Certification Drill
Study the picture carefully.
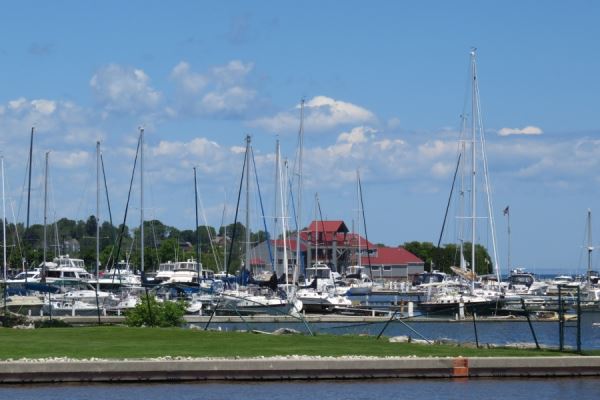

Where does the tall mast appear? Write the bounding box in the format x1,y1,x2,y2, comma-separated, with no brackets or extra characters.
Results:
42,151,49,282
25,127,34,275
474,50,501,281
139,127,144,274
587,209,593,283
26,127,34,233
273,139,280,274
459,114,468,271
194,166,201,291
96,141,101,291
470,49,477,292
280,159,289,286
356,170,361,267
314,193,318,264
245,135,251,272
2,157,7,312
295,99,305,282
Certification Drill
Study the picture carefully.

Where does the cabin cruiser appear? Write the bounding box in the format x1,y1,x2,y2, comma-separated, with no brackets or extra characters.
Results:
7,255,93,286
546,274,583,295
343,265,377,295
505,268,548,296
154,261,177,283
91,261,141,290
411,271,448,290
163,259,215,288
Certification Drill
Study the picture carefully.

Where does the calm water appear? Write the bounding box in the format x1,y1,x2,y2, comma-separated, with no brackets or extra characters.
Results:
195,310,600,350
2,379,598,400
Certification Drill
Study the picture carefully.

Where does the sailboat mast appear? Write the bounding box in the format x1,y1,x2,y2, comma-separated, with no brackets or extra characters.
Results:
26,127,34,235
470,49,477,291
245,135,251,272
587,209,593,283
139,127,144,274
194,167,201,291
24,127,34,276
273,139,280,274
42,151,49,281
356,170,361,267
2,156,7,311
96,141,101,291
314,193,318,264
459,114,467,271
295,99,305,282
280,158,289,286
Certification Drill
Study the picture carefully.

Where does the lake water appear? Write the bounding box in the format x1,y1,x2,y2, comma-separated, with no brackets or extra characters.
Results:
194,310,600,350
2,379,598,400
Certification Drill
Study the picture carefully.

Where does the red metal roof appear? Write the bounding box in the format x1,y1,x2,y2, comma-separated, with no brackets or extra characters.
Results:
299,230,375,249
306,220,349,234
361,246,423,266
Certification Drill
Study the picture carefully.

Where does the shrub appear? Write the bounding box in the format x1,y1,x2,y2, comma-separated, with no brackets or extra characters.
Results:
34,318,72,328
1,312,28,327
125,294,186,327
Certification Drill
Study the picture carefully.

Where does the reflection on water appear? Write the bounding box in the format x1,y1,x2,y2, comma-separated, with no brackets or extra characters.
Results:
2,378,599,400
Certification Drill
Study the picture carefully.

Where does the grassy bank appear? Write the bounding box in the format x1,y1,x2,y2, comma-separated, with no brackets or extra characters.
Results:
0,326,593,360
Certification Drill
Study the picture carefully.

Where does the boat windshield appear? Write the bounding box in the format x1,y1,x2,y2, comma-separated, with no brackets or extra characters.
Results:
306,267,331,279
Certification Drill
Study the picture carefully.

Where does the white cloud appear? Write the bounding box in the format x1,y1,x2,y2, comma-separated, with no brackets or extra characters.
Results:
497,125,543,136
418,140,457,159
51,150,91,169
31,99,57,115
170,61,208,93
0,97,94,138
200,86,256,114
90,64,161,113
337,126,376,144
251,96,377,133
170,60,257,118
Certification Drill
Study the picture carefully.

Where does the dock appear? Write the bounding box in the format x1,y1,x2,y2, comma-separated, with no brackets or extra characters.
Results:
1,356,599,383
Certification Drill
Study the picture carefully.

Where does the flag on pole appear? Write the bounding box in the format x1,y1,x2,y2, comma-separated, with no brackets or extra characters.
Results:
503,205,510,216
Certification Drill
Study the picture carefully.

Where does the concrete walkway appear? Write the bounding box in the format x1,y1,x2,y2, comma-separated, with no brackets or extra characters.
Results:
1,356,599,383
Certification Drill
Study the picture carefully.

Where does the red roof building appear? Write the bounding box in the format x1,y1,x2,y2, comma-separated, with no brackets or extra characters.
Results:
250,220,424,281
361,246,424,281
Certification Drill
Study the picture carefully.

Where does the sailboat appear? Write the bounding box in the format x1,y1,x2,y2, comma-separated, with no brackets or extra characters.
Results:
420,49,505,316
217,135,302,316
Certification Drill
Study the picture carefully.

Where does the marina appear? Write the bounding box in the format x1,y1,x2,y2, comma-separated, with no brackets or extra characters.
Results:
2,3,600,396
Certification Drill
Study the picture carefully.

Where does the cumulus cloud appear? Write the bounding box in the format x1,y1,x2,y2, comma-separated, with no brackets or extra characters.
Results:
170,60,257,118
90,64,161,113
306,96,376,131
251,96,377,133
337,126,376,144
51,150,91,169
497,125,543,136
0,97,95,138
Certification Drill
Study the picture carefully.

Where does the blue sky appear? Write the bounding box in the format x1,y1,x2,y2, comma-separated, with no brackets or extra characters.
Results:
1,1,599,273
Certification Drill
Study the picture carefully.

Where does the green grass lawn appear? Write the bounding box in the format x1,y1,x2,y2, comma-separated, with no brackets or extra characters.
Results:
0,326,592,360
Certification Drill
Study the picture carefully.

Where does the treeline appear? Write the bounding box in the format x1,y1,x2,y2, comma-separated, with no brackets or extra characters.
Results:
402,241,494,275
0,216,269,273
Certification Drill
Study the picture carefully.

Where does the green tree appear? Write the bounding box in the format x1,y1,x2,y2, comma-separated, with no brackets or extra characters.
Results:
402,241,493,275
125,294,186,327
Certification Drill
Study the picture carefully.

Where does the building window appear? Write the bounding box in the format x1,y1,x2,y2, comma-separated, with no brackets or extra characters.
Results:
383,266,392,271
371,266,380,271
